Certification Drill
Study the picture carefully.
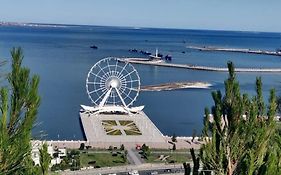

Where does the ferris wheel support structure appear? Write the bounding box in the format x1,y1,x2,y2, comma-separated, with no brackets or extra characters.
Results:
81,57,144,114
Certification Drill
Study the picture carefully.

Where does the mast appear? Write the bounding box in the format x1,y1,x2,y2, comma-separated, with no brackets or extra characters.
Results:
155,48,158,57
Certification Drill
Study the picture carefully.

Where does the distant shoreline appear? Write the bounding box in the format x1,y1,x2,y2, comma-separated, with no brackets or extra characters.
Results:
0,21,69,28
1,21,281,34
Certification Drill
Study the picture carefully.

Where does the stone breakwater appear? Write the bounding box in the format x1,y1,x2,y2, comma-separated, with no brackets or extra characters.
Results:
121,58,281,73
187,46,281,57
141,82,211,91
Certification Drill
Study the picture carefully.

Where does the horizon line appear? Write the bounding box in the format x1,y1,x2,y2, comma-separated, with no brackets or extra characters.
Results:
1,20,281,34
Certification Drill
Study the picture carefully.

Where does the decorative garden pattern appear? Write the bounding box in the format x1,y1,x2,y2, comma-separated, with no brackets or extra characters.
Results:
102,120,142,136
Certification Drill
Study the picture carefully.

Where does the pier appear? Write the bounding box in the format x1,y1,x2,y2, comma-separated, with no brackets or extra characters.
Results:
187,46,281,57
79,110,169,148
121,58,281,73
141,82,211,91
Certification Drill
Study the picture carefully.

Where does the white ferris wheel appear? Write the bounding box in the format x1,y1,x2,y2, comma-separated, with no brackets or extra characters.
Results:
82,57,144,114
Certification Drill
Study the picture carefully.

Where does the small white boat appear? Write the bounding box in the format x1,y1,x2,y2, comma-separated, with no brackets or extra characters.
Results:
149,48,162,60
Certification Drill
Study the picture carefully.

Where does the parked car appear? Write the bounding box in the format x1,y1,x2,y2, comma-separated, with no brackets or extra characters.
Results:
128,170,139,175
150,171,158,175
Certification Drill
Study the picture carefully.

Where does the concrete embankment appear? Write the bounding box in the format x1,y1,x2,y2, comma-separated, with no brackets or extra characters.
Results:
187,46,281,57
141,82,211,91
42,135,203,150
121,58,281,73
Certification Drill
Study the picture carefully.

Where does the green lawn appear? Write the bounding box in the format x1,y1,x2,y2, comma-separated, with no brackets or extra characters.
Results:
102,120,117,126
124,129,142,135
80,152,127,167
150,148,191,152
145,152,192,164
119,120,133,125
107,129,122,135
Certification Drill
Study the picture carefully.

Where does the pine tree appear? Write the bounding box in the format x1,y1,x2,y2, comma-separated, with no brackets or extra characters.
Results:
190,148,200,175
0,48,40,174
183,162,191,175
39,142,51,175
200,62,279,175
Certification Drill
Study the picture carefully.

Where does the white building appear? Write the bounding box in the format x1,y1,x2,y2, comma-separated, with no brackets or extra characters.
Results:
31,140,66,166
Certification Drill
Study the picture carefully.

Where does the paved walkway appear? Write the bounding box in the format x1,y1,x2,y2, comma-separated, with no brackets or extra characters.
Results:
46,136,202,150
127,149,143,165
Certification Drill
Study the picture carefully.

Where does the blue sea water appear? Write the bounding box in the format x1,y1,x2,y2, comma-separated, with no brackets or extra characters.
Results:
1,25,281,140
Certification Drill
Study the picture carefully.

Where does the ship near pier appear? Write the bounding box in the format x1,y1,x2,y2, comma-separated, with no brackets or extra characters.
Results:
80,57,165,148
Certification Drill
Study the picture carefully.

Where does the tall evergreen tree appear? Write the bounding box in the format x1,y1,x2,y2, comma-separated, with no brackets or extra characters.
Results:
200,62,280,175
39,143,51,175
0,48,40,174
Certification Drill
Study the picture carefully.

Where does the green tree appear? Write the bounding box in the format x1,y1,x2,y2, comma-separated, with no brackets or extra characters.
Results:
121,150,128,163
0,48,40,174
192,129,197,143
79,143,85,150
172,143,176,151
172,133,177,142
0,59,7,81
183,162,191,175
190,148,199,175
200,62,279,175
141,144,151,159
39,142,52,175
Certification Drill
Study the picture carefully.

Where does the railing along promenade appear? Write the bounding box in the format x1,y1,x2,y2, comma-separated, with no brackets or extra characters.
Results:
122,58,281,73
39,136,203,150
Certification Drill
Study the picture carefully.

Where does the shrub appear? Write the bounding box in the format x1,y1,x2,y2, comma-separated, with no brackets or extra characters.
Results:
88,161,96,165
79,143,85,150
171,133,177,142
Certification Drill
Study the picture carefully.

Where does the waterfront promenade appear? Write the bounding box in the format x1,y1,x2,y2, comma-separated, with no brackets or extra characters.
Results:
122,58,281,73
45,136,202,150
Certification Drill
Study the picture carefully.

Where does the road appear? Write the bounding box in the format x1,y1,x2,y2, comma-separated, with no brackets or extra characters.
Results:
61,163,186,175
117,168,184,175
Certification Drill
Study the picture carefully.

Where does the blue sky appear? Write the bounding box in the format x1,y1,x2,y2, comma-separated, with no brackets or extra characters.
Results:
0,0,281,32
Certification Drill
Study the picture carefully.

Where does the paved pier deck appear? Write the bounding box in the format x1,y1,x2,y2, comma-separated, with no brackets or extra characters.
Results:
121,58,281,73
79,111,170,148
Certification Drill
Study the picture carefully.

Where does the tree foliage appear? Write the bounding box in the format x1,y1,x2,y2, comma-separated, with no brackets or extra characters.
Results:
172,133,177,142
39,143,51,175
141,144,151,159
200,62,280,175
0,48,40,174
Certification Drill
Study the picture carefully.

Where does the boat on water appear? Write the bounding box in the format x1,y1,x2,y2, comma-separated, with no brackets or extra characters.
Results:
149,48,173,61
129,48,138,52
165,54,172,61
149,48,162,60
127,48,172,62
90,45,98,49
